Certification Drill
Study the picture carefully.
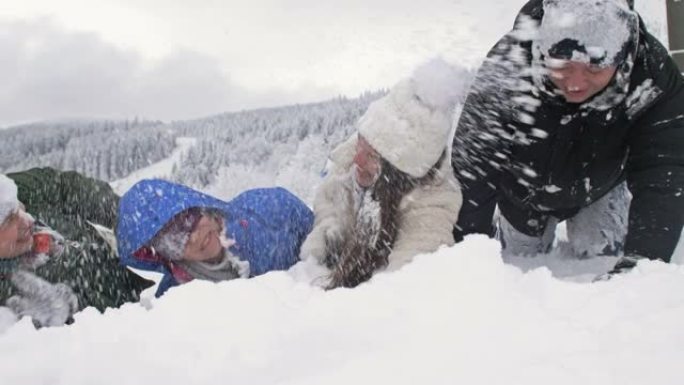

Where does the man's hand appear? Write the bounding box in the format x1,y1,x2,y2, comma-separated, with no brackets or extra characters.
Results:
34,225,66,258
594,255,642,282
19,226,66,270
6,270,78,328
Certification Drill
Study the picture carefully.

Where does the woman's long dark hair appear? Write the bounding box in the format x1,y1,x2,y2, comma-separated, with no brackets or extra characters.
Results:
327,151,446,289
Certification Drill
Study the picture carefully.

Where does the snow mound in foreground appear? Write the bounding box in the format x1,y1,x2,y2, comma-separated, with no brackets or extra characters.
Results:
1,236,683,385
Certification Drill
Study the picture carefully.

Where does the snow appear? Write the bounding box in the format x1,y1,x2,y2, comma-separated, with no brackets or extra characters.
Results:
530,128,548,138
0,174,19,223
625,78,663,118
522,167,538,178
354,188,382,246
536,0,636,65
673,230,684,265
1,236,684,384
110,137,198,195
635,1,668,48
0,2,681,383
0,307,17,334
517,111,535,125
544,184,562,193
411,58,473,110
653,115,684,127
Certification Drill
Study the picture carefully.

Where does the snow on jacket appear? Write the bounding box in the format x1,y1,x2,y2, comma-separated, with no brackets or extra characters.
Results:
452,0,684,262
300,134,462,271
3,168,152,312
117,179,314,296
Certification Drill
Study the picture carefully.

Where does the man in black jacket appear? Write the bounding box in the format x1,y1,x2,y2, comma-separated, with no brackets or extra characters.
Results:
452,0,684,275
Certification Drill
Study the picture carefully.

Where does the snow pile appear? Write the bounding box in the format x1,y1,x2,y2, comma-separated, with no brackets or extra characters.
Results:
0,308,18,334
1,236,683,385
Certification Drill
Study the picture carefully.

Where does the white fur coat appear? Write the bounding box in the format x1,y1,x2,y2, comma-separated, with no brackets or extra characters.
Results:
300,134,462,272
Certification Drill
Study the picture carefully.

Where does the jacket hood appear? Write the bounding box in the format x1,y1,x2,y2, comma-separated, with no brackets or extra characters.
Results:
116,179,231,271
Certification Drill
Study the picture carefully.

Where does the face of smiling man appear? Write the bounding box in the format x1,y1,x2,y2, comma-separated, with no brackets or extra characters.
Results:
0,204,35,259
546,59,618,104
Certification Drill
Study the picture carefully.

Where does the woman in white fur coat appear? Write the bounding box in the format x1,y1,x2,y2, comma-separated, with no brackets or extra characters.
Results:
300,59,471,288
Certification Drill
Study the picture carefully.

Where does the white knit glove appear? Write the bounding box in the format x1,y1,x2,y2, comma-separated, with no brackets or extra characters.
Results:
6,270,78,328
301,223,346,270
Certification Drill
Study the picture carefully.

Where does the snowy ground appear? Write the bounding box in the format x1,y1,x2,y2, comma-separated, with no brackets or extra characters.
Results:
1,236,683,385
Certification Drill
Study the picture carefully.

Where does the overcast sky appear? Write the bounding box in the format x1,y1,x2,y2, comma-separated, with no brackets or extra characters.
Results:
0,0,665,127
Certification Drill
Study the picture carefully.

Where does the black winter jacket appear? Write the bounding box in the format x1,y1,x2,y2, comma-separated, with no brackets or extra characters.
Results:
452,0,684,262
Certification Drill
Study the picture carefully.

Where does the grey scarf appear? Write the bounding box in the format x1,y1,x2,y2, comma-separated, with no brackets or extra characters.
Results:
177,249,250,283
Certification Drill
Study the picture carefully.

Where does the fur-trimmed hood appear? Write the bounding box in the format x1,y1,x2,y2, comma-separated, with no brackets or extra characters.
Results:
117,179,314,296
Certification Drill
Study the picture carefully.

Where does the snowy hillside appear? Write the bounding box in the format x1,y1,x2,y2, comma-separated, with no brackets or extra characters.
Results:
169,93,383,201
0,92,382,204
110,137,198,195
0,119,175,182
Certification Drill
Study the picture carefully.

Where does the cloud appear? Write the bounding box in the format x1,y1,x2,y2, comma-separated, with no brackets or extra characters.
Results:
0,18,337,127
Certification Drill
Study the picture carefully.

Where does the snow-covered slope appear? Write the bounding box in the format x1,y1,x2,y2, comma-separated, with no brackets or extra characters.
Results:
1,236,683,385
110,137,197,195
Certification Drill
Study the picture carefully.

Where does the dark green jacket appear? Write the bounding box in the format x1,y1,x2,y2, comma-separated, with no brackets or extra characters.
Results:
1,168,152,312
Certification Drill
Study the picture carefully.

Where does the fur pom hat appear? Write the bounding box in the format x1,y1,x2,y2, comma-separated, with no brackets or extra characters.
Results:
358,58,472,178
0,174,20,226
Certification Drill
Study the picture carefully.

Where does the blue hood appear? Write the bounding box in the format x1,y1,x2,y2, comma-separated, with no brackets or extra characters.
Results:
116,179,313,295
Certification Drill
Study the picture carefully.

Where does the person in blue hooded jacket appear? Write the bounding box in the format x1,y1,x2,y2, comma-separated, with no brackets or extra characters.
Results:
116,179,314,297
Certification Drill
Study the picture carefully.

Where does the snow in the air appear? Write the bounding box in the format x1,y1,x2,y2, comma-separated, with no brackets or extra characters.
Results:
0,1,681,384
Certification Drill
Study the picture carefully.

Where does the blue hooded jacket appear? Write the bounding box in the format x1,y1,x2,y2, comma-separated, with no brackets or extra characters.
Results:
116,179,314,296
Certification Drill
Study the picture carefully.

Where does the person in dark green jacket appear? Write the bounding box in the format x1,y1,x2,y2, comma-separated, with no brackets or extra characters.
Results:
1,168,152,327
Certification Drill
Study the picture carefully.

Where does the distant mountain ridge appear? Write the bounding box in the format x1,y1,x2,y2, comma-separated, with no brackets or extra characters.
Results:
0,92,384,190
0,119,174,182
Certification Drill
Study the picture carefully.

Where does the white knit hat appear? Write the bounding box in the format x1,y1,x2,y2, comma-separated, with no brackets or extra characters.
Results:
0,174,20,225
358,58,472,178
